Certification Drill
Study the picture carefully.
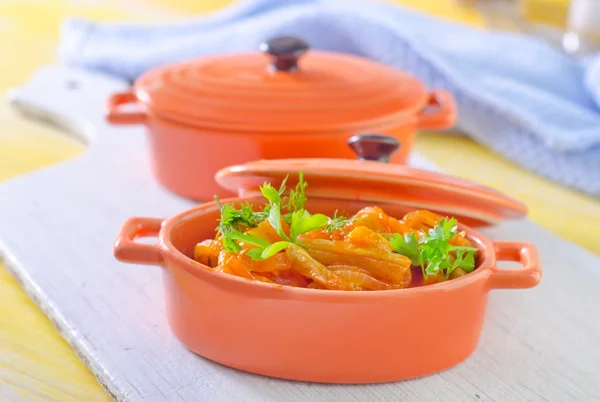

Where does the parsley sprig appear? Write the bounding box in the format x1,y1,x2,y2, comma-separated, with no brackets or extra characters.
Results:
214,196,269,253
215,172,329,261
214,197,263,233
388,218,477,279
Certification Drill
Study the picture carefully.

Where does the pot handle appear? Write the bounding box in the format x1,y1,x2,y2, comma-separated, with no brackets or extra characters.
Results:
417,90,457,130
106,91,146,124
114,217,165,266
488,241,542,289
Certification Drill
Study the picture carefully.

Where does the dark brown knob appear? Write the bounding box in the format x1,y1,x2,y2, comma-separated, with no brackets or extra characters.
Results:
348,134,401,163
259,36,309,72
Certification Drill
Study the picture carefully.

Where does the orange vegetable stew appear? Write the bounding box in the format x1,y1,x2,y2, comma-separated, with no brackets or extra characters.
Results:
193,173,479,291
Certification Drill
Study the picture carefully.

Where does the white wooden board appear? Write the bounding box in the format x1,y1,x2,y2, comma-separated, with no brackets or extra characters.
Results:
0,66,599,402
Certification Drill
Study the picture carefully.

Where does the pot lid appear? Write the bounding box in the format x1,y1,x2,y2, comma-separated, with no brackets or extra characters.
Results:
133,36,429,132
215,134,527,227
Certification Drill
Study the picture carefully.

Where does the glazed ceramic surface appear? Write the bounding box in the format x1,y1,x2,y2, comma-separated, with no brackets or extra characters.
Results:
114,195,540,383
216,157,528,227
106,36,456,200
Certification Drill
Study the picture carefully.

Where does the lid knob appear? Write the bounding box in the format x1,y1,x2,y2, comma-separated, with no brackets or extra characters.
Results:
348,134,401,163
260,36,309,72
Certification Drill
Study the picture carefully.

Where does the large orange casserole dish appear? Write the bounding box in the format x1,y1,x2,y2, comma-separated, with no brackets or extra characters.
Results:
105,36,456,200
113,136,540,384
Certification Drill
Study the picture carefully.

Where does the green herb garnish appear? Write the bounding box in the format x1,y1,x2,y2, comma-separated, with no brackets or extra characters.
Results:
389,232,422,266
249,179,328,260
216,202,261,232
286,172,307,212
214,195,269,253
324,210,355,232
281,172,307,224
216,172,329,260
260,182,290,241
289,209,330,247
247,241,291,260
389,218,477,279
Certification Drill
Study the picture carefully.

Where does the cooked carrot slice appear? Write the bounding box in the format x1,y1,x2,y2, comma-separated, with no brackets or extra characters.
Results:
345,226,392,252
193,239,224,267
251,253,292,272
297,239,411,287
285,244,354,290
247,220,285,243
328,265,402,290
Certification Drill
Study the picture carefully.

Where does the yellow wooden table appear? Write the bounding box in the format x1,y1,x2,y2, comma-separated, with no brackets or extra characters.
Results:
0,0,596,400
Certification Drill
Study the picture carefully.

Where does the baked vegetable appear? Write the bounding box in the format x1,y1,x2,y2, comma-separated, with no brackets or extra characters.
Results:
194,173,478,290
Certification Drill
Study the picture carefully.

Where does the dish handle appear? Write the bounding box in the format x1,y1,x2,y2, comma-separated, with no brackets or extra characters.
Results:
106,91,146,124
488,241,542,289
416,90,457,130
114,217,164,266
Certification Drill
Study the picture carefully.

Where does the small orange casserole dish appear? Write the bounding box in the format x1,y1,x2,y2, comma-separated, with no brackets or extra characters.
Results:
113,135,540,384
105,36,456,201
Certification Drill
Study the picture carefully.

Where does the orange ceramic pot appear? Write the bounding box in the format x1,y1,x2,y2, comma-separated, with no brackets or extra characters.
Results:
105,36,456,201
113,154,540,384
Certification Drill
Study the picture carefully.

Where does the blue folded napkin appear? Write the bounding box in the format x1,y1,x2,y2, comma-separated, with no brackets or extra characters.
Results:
58,0,600,197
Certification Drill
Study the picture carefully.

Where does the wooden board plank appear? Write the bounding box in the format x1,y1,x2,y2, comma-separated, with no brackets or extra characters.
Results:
1,66,599,401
